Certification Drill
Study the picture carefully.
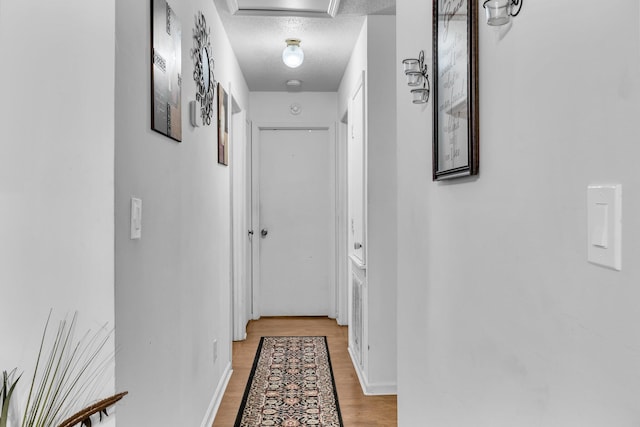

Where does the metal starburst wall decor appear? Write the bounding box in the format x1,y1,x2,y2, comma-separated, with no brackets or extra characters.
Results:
191,11,216,126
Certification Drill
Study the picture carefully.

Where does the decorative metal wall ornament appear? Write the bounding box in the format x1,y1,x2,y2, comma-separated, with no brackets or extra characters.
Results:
401,50,430,104
218,82,229,166
191,11,216,126
483,0,523,26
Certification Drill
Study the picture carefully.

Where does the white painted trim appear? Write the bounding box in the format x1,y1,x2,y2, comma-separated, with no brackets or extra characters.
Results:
327,0,341,17
228,81,240,354
347,347,396,396
246,119,255,321
251,121,260,320
333,123,341,322
335,117,349,326
200,362,233,427
231,102,249,341
348,254,366,270
329,123,338,319
231,9,335,18
251,122,338,319
226,0,239,15
228,1,340,18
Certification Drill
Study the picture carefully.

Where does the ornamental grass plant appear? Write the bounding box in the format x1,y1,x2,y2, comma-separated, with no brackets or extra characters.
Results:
1,312,114,427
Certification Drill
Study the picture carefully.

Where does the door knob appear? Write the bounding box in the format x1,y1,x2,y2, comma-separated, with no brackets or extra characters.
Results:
261,228,268,237
354,242,362,250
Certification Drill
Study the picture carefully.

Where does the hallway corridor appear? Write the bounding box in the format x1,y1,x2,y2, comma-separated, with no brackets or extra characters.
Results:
212,317,397,426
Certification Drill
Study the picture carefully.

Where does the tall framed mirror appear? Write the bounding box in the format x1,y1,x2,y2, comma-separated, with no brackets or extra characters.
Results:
432,0,479,180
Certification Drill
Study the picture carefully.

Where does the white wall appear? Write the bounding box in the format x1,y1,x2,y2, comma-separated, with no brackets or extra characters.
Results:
397,0,640,425
0,0,116,423
365,15,397,389
338,22,366,118
115,0,249,425
250,92,338,124
339,16,397,391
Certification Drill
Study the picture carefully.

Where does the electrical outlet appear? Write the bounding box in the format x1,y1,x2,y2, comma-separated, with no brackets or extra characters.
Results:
213,339,218,363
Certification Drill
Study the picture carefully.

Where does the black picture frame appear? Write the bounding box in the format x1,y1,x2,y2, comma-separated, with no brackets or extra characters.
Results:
151,0,182,142
432,0,479,180
218,83,228,166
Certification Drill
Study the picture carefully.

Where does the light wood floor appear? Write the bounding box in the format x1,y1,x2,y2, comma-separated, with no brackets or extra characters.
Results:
212,317,397,426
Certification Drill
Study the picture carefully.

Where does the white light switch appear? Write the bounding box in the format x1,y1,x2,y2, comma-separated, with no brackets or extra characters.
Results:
587,185,621,270
130,197,142,240
590,203,609,248
189,100,200,127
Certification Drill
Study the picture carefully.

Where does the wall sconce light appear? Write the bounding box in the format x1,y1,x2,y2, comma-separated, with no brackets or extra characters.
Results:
282,38,304,68
402,50,430,104
483,0,523,26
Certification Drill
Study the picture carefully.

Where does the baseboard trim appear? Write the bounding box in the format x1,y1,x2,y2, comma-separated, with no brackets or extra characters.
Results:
364,381,397,395
200,362,233,427
347,347,397,396
347,346,368,393
233,332,247,342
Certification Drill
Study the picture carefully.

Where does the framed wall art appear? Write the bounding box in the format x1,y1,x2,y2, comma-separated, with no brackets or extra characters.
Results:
191,11,216,126
432,0,479,180
151,0,182,142
217,83,228,166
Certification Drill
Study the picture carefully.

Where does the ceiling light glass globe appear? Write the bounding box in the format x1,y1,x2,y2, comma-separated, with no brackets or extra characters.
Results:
282,45,304,68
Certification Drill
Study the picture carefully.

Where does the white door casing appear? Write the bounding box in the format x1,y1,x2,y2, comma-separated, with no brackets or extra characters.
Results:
245,119,253,322
231,95,248,341
335,114,349,326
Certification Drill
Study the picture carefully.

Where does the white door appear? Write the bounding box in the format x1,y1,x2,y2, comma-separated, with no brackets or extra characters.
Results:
258,128,334,316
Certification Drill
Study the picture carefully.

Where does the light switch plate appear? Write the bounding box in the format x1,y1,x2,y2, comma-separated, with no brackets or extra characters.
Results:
587,185,621,270
130,197,142,240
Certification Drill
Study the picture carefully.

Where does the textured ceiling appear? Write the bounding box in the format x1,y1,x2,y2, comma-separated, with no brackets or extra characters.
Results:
213,0,395,92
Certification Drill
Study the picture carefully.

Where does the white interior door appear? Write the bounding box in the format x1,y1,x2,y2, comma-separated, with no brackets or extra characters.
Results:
258,128,334,316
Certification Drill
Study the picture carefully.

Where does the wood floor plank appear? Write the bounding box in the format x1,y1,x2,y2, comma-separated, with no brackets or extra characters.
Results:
212,317,397,426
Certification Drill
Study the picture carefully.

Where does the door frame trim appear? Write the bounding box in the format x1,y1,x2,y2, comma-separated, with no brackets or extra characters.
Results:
231,102,248,341
251,122,338,319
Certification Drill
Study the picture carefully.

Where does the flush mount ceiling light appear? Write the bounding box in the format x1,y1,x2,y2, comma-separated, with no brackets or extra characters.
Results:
483,0,523,26
282,39,304,68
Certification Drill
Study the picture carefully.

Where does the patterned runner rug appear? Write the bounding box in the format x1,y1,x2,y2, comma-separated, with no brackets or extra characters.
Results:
234,336,344,427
